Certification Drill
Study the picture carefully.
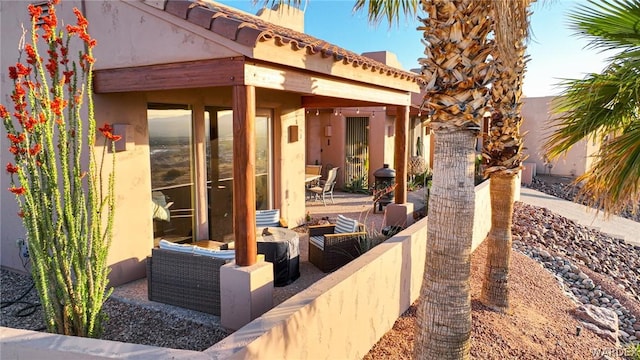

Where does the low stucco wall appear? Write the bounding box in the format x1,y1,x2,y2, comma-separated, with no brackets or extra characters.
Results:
211,179,492,359
0,182,494,360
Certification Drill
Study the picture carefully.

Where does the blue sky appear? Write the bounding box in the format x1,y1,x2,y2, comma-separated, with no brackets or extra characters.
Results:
221,0,612,98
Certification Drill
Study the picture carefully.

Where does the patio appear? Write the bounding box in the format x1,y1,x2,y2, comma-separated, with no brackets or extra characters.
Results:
110,188,428,328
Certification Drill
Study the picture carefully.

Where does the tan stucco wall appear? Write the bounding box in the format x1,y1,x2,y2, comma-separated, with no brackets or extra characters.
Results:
94,93,153,284
521,96,594,177
88,1,241,70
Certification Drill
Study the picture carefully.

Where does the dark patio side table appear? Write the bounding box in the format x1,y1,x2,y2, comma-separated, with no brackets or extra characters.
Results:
257,227,300,287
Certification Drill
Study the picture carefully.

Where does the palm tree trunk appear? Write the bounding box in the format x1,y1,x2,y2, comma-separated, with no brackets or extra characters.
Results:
481,172,516,312
415,128,476,359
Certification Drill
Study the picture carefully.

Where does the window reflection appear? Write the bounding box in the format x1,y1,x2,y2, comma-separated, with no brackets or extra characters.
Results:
148,105,194,244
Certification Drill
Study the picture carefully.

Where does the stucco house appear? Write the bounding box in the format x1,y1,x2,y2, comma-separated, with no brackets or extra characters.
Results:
0,0,421,286
520,96,600,182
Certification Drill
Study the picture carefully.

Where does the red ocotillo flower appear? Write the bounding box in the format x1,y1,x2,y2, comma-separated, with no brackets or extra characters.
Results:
29,143,41,156
98,124,122,141
9,186,26,195
7,133,25,144
6,163,19,174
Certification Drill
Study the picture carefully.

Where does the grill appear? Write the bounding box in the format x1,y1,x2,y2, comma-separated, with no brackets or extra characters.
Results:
373,164,395,213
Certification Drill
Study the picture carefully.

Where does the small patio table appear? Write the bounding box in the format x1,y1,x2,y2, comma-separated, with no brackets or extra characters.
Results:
305,174,322,200
257,227,300,287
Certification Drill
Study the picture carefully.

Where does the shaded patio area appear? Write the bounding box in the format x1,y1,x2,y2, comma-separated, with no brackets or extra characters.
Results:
110,188,428,327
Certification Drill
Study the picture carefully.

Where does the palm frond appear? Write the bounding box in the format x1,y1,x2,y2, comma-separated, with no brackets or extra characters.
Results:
546,60,640,158
568,0,640,54
255,0,304,11
352,0,419,27
574,121,640,214
493,0,534,60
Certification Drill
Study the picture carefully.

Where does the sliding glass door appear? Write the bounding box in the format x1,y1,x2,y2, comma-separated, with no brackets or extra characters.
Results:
148,104,273,244
206,108,273,241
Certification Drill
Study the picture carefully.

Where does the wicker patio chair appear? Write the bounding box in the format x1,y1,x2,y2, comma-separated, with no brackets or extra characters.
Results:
308,215,366,272
146,248,228,315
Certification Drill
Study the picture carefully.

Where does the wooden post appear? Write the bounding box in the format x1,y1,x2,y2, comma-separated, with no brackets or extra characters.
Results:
233,85,257,266
394,105,409,203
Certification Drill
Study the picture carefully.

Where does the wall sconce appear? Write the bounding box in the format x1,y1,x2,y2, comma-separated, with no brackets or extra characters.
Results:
371,111,375,118
334,108,339,116
288,125,299,143
324,125,332,137
315,109,320,116
356,108,360,114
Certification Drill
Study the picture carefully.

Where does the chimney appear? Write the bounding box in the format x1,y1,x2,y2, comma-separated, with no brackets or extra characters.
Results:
256,4,304,33
361,51,405,70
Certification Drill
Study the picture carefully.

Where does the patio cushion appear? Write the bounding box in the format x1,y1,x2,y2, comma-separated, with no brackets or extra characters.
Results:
192,246,236,260
256,209,280,228
158,239,194,254
309,235,325,250
159,239,236,259
335,215,358,234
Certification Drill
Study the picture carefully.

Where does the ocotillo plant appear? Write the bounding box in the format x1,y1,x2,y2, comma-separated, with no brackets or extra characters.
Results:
2,0,119,337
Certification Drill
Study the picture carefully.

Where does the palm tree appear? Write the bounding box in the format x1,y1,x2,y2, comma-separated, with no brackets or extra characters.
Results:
544,0,640,216
480,1,533,313
411,1,493,357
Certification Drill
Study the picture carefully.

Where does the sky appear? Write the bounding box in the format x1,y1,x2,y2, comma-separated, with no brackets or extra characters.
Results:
221,0,613,98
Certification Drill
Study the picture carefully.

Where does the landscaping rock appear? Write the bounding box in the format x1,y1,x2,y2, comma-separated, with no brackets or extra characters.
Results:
574,304,618,332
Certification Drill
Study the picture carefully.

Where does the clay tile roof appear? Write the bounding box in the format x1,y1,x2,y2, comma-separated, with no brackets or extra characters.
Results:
158,0,420,82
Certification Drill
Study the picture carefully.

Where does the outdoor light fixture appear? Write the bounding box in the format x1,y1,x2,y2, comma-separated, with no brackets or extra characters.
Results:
356,108,360,114
324,125,332,137
372,111,375,118
334,108,338,116
315,109,320,116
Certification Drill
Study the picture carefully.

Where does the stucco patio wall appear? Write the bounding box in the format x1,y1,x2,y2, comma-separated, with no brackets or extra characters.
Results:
0,181,493,359
209,180,493,359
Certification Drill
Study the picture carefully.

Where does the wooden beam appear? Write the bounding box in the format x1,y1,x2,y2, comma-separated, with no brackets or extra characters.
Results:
301,96,385,109
93,58,245,93
244,62,412,106
394,105,409,203
232,85,257,266
253,42,420,93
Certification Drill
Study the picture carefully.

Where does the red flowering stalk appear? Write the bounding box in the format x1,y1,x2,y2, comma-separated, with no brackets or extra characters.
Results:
1,0,117,338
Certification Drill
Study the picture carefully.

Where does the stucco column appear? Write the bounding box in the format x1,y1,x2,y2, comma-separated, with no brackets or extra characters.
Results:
233,85,257,266
394,105,409,203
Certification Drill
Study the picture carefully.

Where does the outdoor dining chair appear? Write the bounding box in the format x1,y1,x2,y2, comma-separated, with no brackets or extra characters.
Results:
308,167,339,206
